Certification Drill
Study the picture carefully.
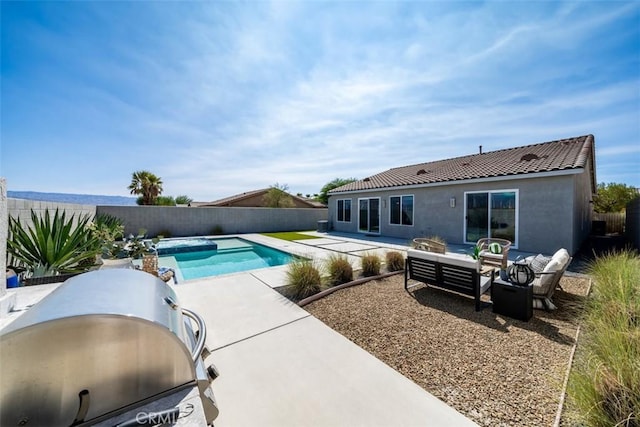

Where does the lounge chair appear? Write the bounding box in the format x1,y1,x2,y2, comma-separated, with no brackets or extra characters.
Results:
476,238,511,270
526,248,572,310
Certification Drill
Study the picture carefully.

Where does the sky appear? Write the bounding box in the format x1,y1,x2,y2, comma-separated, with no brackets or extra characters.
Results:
1,1,639,202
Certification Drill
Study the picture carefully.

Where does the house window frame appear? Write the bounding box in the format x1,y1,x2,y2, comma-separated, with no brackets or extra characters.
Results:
358,197,381,234
389,194,414,226
336,199,352,223
463,189,519,248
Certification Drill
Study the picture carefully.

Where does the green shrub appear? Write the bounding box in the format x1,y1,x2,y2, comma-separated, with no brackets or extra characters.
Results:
361,253,381,277
155,196,176,206
385,251,405,272
326,254,353,286
210,225,224,235
285,260,322,300
175,195,193,205
156,229,172,238
566,250,640,426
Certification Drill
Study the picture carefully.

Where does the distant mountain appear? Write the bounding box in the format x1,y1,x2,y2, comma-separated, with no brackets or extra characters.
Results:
8,191,138,206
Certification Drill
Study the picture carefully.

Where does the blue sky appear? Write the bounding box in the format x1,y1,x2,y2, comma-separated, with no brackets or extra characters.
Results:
1,1,639,201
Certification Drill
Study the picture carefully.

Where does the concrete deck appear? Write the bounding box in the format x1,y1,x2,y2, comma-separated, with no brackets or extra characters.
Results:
174,232,477,426
1,232,483,426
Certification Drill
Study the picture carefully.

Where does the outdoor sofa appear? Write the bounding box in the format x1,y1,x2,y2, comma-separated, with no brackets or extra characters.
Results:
405,248,494,311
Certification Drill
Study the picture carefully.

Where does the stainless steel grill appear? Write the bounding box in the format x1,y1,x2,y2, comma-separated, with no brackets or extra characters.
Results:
0,269,219,426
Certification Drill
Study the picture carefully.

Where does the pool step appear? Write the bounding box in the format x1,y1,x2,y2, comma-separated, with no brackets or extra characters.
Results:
156,242,218,255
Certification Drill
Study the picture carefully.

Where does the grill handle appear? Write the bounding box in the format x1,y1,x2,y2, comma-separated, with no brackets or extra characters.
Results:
181,308,207,362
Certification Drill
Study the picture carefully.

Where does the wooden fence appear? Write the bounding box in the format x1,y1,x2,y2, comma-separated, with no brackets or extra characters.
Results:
592,212,626,234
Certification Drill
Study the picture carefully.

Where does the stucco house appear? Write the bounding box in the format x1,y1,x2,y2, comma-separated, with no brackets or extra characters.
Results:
328,135,597,255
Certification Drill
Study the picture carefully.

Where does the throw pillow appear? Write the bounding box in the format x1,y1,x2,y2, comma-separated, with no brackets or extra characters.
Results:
530,254,552,274
552,248,570,267
488,242,502,254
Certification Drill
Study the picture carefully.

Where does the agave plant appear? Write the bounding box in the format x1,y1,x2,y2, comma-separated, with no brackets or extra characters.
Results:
7,209,102,277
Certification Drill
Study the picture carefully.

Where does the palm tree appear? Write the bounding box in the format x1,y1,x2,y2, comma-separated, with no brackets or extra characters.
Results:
128,170,163,205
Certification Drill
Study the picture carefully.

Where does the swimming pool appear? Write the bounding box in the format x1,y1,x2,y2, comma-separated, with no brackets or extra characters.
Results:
156,237,296,280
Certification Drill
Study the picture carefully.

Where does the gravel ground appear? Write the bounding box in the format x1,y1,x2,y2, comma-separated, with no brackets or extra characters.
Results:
305,273,590,427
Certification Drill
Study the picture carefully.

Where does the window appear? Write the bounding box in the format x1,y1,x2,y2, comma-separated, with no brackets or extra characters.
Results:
390,195,413,226
465,190,518,246
337,199,351,222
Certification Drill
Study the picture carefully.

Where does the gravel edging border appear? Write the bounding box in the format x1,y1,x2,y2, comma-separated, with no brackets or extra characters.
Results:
298,270,404,307
552,276,593,427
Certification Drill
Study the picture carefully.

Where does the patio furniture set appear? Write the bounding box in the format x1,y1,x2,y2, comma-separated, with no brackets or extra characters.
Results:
405,238,572,321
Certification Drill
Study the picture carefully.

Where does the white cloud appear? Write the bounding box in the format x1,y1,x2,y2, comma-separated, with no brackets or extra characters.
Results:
2,0,638,200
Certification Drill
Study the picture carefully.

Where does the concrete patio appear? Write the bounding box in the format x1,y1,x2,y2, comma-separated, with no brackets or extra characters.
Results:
0,231,509,426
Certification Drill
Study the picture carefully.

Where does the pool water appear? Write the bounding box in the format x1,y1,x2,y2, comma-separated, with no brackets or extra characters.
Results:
157,237,296,280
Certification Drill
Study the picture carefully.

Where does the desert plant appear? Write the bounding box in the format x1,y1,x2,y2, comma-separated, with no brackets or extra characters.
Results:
122,229,151,259
361,253,381,277
156,229,172,238
88,213,125,258
469,244,481,260
285,260,322,300
385,251,405,272
7,209,101,276
210,225,224,235
566,250,640,426
326,253,353,286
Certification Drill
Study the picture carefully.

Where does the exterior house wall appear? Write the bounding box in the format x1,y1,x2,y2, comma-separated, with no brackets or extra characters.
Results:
329,172,587,255
572,161,596,251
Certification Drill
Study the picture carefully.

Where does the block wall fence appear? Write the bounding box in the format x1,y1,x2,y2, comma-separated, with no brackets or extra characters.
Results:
7,198,328,238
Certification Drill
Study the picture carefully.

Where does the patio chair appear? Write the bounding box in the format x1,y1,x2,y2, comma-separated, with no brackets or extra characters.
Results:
412,238,446,254
529,248,572,310
476,238,511,270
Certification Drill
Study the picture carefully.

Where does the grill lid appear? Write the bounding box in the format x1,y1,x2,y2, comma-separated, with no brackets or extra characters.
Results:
0,269,198,426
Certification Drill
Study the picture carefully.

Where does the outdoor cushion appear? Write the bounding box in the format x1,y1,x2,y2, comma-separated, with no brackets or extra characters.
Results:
533,258,562,295
407,248,440,262
529,254,552,273
436,253,478,270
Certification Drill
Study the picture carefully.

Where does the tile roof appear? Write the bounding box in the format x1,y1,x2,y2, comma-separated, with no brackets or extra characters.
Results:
330,134,595,194
196,188,327,208
201,188,269,206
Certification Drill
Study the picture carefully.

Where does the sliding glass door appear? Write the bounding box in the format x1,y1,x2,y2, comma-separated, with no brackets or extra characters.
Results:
358,198,380,234
465,191,517,246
